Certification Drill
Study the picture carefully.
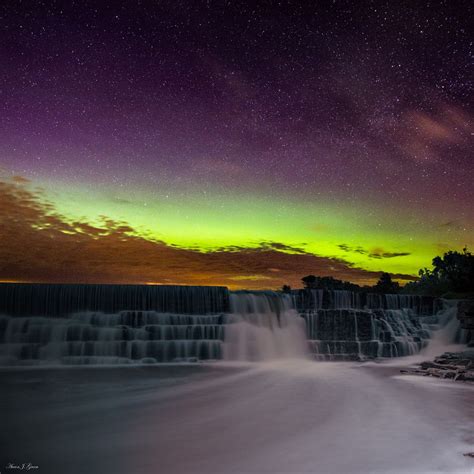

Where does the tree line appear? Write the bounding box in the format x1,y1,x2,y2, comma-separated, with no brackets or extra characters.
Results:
282,248,474,297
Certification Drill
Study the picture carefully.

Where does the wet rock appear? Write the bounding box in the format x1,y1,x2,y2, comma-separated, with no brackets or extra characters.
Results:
401,350,474,383
458,370,474,382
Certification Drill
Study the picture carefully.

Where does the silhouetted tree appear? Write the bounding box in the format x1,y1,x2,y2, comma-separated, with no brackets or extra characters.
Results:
301,275,361,291
373,272,400,294
405,248,474,295
431,248,474,291
301,275,317,289
281,285,292,293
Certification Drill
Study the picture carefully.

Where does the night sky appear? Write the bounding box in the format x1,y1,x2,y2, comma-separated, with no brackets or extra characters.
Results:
0,1,472,289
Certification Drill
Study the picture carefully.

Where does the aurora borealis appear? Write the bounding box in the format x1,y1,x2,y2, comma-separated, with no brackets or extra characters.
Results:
0,1,472,289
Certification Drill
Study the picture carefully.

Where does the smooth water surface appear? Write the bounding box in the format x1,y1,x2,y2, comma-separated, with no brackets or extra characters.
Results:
1,361,472,474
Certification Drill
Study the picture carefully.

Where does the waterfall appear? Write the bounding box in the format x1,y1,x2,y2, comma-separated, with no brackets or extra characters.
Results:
310,289,324,309
0,284,465,365
0,283,230,316
0,311,225,365
419,300,468,359
304,306,432,360
301,291,463,360
330,290,354,309
0,290,308,365
0,283,230,365
223,292,308,361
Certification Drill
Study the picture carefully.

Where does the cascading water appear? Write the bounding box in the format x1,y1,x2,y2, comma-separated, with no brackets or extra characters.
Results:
0,283,229,316
418,299,468,359
298,291,464,360
0,283,230,365
223,291,308,361
0,283,466,365
0,311,224,365
0,289,308,365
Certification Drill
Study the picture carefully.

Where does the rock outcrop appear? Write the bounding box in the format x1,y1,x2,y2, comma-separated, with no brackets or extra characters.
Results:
401,350,474,382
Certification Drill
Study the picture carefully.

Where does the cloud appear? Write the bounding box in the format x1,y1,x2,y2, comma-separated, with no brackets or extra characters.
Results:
368,251,411,259
258,241,307,254
228,275,273,281
338,244,367,255
0,177,416,289
395,104,473,162
338,244,410,260
212,241,307,255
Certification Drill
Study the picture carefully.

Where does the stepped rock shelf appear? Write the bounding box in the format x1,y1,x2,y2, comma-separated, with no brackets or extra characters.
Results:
0,283,456,365
293,289,441,360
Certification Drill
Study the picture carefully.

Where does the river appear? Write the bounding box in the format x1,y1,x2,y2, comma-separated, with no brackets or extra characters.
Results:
1,360,473,474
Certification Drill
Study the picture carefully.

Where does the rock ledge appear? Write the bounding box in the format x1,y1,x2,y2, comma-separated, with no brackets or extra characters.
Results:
400,350,474,382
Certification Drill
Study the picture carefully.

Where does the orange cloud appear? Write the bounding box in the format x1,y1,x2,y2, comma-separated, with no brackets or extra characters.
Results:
0,177,415,289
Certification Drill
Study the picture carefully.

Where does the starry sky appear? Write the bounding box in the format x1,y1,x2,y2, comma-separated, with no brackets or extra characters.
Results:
0,1,472,289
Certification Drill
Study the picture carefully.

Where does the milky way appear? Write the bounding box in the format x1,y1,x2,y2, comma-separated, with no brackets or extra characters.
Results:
0,1,472,288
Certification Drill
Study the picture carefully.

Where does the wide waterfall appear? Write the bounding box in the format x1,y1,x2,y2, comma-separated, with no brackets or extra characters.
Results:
0,311,225,365
0,283,229,316
222,291,308,361
0,283,465,365
0,283,229,365
0,287,307,365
